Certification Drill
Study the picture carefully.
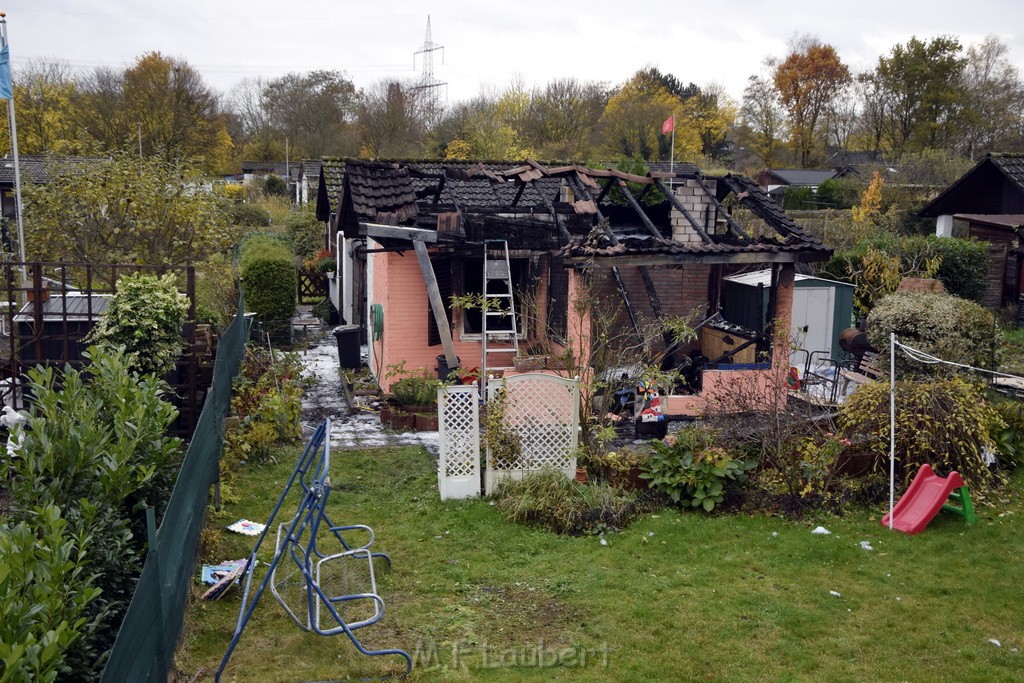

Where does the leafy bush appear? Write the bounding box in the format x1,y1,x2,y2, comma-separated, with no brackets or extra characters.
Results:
0,505,101,683
989,394,1024,471
264,174,288,197
227,202,272,227
819,235,990,305
239,234,297,325
493,469,645,535
814,178,860,209
782,186,816,210
224,346,303,468
88,272,190,377
840,377,999,490
867,291,995,376
391,373,439,407
195,252,238,328
641,428,755,511
5,347,183,678
285,208,323,259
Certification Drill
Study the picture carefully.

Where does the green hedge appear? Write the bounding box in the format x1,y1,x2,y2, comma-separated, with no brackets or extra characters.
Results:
227,202,272,227
819,234,990,303
240,234,297,324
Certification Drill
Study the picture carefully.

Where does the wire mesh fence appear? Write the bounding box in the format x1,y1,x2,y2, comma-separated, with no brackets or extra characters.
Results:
100,294,246,682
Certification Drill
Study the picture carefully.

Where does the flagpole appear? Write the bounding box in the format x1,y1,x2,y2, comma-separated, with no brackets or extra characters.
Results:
669,116,675,176
0,13,26,279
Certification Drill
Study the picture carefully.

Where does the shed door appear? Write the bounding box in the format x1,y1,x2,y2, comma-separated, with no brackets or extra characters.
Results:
790,287,834,368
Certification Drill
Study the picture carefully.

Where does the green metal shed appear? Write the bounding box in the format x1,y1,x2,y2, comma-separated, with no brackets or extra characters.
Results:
721,269,855,363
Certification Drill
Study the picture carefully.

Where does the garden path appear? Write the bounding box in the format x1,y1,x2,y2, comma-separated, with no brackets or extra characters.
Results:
298,327,439,455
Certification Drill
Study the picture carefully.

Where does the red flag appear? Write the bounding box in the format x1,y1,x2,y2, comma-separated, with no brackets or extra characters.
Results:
661,115,674,135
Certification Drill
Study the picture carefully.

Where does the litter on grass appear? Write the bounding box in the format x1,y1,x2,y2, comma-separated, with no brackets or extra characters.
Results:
811,526,831,535
990,639,1002,647
201,559,248,585
859,541,875,551
227,519,265,536
201,559,249,601
829,590,841,597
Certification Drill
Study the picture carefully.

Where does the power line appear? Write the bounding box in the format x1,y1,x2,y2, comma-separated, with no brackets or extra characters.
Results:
411,15,446,124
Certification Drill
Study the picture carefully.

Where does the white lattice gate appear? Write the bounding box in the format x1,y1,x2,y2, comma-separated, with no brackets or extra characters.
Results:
437,384,481,500
485,373,579,495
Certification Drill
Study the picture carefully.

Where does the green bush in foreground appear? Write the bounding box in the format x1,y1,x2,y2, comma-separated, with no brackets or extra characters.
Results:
840,377,1000,490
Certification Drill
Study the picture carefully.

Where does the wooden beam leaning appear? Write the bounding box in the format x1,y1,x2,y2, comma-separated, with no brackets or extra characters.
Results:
615,179,662,240
359,222,438,243
532,178,574,243
652,178,714,245
413,240,459,369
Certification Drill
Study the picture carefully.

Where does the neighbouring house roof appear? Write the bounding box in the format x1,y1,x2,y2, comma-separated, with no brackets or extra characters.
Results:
920,153,1024,218
0,155,107,185
241,161,289,176
759,168,840,187
318,158,831,267
953,213,1024,230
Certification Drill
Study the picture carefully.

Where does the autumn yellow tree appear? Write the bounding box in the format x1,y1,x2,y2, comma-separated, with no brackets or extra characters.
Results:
773,39,851,167
597,69,700,161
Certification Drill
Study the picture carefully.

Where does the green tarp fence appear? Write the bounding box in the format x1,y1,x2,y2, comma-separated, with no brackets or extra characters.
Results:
101,295,247,682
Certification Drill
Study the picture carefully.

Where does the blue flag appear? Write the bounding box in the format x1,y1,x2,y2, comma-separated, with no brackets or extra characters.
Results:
0,45,12,100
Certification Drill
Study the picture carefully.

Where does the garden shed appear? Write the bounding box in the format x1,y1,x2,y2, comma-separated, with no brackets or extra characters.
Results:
721,269,854,364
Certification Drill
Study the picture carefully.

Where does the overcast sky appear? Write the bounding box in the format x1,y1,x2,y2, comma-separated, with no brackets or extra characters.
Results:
4,0,1023,104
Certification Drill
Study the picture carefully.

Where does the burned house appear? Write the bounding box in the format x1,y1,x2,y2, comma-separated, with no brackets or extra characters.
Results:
317,158,831,415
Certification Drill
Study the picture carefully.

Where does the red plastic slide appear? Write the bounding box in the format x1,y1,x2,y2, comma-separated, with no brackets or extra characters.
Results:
881,464,966,534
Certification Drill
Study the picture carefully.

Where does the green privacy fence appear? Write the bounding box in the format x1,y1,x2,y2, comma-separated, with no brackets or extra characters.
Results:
100,295,247,682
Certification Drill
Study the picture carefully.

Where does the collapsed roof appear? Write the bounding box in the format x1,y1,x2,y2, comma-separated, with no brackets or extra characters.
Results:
317,158,831,265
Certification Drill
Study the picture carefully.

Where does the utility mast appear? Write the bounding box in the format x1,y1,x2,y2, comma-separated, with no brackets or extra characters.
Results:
412,15,446,125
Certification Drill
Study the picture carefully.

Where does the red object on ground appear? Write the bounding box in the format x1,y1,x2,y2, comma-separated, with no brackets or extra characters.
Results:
881,464,966,534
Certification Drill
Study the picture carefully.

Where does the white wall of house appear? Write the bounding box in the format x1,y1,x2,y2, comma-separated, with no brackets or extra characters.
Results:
936,214,953,237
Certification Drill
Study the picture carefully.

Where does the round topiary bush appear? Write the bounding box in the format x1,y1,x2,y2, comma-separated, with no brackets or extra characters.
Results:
240,234,297,327
867,291,995,376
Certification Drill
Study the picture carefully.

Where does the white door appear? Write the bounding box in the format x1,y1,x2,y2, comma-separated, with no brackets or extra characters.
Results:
789,287,834,369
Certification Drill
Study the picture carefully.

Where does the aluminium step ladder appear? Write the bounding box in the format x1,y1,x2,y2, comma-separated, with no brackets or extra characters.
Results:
481,240,519,392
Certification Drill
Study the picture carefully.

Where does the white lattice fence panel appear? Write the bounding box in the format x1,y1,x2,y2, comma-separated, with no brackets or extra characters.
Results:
438,384,480,499
485,373,579,494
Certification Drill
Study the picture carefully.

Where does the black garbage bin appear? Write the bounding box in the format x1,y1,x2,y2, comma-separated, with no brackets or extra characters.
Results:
333,325,361,369
436,354,460,381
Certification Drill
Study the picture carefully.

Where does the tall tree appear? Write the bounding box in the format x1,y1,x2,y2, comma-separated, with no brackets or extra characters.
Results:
597,69,700,161
960,35,1024,155
738,73,786,168
75,53,233,171
773,38,851,167
2,59,82,154
523,78,607,160
261,70,359,158
358,79,427,158
872,36,966,155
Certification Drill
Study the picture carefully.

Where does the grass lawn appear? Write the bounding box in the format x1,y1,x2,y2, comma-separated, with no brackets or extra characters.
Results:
176,444,1024,682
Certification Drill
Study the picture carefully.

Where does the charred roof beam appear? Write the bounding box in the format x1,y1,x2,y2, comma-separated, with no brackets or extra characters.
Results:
694,174,751,242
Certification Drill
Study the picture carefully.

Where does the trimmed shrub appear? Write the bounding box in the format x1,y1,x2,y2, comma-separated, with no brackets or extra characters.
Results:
88,272,190,377
227,202,272,227
195,252,238,328
867,291,995,376
285,207,323,259
840,377,999,490
782,185,815,210
240,234,297,325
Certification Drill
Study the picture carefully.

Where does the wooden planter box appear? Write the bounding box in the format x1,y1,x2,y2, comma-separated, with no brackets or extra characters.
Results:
513,356,547,372
414,413,439,431
389,411,417,431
